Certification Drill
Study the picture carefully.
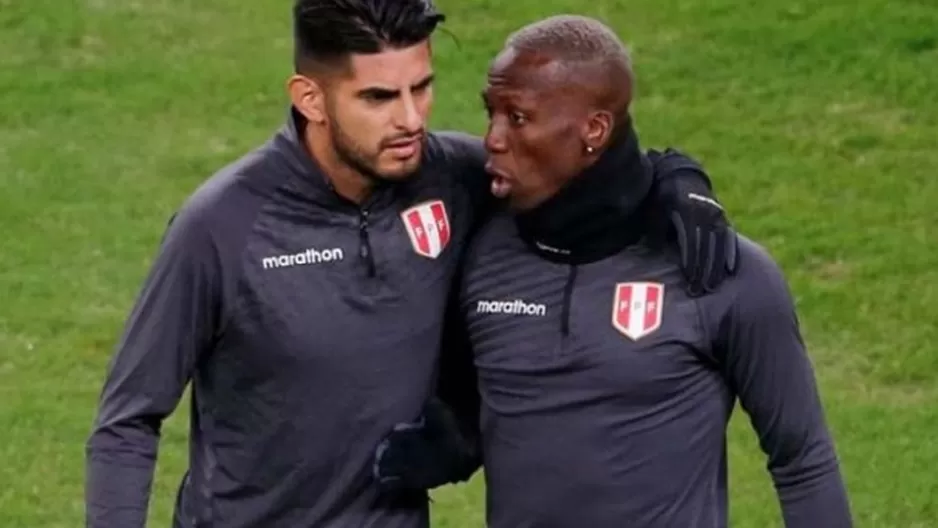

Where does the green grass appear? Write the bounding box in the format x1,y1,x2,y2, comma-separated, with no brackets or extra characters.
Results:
1,0,936,526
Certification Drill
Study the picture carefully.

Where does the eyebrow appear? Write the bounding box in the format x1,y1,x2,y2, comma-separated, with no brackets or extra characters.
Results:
355,73,435,100
480,89,530,109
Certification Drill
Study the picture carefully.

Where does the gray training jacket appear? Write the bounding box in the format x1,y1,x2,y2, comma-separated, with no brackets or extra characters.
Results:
459,210,853,527
84,109,488,528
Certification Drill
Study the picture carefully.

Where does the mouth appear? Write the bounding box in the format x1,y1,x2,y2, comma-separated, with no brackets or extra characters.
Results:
384,136,423,160
484,161,513,199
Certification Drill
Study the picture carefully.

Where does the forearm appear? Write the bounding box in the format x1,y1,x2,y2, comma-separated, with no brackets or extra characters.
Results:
772,436,852,527
436,282,482,444
435,321,483,477
740,355,854,527
372,286,483,491
85,421,160,528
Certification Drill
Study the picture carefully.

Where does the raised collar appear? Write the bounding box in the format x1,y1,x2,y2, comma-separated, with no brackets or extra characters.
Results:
271,106,400,211
514,122,655,264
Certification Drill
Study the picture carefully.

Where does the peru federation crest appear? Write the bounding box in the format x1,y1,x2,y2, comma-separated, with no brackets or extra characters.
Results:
401,200,450,258
612,282,664,340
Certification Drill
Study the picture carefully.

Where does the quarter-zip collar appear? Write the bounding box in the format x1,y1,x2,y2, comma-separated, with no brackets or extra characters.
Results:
270,106,416,278
271,106,402,212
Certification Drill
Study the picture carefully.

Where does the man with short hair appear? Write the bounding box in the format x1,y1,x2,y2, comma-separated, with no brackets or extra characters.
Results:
377,14,853,528
84,2,737,527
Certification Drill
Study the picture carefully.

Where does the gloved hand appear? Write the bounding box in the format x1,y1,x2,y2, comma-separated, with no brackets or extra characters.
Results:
373,398,481,493
648,148,739,296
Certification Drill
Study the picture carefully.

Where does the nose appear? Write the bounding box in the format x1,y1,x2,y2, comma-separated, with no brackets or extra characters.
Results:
484,116,508,154
394,94,424,134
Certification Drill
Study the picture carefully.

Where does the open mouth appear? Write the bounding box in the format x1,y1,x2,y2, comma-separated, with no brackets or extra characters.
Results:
484,161,513,199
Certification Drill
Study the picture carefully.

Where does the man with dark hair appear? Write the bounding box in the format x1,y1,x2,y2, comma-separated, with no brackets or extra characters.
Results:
84,2,737,527
377,14,853,528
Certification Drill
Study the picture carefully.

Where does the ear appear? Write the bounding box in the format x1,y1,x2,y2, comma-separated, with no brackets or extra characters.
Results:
287,74,327,124
582,110,613,152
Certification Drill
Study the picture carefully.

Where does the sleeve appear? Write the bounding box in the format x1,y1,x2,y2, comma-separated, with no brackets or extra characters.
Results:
433,131,495,227
434,277,483,479
714,247,853,527
84,210,221,528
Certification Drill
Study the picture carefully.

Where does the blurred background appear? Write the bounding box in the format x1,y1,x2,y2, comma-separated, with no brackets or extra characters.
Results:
1,0,936,526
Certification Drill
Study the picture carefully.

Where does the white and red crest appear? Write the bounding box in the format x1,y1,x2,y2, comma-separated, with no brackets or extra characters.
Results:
612,282,664,340
400,200,451,258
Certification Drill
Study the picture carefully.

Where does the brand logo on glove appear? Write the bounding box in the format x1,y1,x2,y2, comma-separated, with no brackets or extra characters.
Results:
612,282,664,340
687,192,723,210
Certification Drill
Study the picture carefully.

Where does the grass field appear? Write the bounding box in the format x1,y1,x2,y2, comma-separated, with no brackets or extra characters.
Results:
2,0,936,526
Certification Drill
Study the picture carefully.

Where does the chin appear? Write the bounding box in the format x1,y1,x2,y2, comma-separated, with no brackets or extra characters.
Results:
503,198,527,212
506,194,538,212
377,159,422,181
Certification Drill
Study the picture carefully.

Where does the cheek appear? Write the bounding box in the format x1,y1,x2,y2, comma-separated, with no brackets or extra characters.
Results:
515,125,579,188
331,102,387,149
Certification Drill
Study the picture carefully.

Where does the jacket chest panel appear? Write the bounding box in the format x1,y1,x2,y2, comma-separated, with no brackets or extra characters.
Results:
462,239,710,409
227,194,466,376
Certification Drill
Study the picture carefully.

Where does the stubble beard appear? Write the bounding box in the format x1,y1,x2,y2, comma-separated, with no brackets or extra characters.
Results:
331,122,422,185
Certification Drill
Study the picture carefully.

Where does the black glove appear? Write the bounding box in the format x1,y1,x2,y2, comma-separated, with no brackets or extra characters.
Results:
647,148,739,296
373,398,480,493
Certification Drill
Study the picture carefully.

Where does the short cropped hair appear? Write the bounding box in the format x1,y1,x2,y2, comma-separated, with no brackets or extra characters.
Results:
292,0,445,72
506,15,634,116
506,14,632,76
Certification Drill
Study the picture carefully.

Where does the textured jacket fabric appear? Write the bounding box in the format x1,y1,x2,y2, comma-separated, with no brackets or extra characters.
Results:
457,129,852,528
85,109,488,528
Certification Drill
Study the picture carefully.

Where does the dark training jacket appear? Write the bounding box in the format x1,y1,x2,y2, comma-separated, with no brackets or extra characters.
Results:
457,129,853,527
84,109,727,528
85,109,488,528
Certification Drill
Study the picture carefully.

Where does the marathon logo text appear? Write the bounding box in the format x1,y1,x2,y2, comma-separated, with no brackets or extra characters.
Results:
475,299,547,316
262,247,344,269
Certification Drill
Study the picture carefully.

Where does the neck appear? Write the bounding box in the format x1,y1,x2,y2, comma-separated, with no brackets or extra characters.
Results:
302,119,374,205
514,121,654,264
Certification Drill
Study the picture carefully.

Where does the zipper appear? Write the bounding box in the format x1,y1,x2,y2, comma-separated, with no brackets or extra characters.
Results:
358,208,376,277
560,264,578,335
323,178,378,277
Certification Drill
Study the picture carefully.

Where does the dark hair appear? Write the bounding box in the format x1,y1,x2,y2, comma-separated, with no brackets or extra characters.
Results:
292,0,445,72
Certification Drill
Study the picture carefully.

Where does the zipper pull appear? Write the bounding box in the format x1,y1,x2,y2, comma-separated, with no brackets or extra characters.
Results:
358,209,376,276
